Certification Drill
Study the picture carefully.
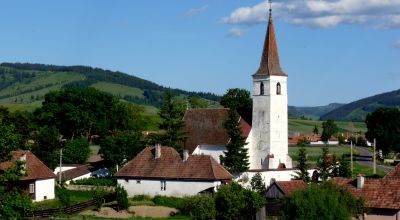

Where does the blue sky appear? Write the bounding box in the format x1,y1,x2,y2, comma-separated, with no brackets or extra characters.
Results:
0,0,399,106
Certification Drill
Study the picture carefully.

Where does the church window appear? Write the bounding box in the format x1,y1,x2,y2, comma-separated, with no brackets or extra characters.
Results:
260,82,264,95
276,83,281,95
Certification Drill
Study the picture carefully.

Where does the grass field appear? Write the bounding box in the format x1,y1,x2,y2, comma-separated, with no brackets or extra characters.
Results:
288,145,357,162
34,189,96,210
91,82,144,99
353,162,386,177
289,118,367,134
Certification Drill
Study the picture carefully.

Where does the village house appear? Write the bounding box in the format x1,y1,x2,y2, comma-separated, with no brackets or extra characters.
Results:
333,163,400,220
0,150,56,202
115,144,232,197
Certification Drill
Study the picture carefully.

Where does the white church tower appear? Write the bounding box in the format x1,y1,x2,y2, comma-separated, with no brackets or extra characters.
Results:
249,3,292,170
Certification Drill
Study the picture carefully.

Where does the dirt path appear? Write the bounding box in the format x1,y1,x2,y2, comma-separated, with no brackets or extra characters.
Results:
80,205,178,218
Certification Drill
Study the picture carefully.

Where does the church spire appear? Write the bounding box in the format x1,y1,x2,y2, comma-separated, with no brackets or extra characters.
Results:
254,0,286,76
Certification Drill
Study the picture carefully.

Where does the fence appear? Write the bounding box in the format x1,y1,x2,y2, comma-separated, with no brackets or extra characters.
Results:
25,193,115,218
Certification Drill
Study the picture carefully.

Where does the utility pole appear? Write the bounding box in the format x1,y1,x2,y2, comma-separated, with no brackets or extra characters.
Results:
350,141,353,177
59,148,63,185
373,138,376,175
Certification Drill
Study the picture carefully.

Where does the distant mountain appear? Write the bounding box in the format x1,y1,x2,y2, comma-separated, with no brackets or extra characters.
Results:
0,62,221,112
320,89,400,122
288,103,344,119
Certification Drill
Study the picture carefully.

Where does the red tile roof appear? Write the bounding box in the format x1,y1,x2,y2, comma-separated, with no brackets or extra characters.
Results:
115,146,232,181
333,165,400,210
183,108,250,154
275,180,307,195
0,150,55,180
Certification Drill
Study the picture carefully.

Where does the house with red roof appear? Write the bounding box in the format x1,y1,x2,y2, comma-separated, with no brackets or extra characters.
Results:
265,180,307,199
333,164,400,220
115,144,232,197
0,150,56,202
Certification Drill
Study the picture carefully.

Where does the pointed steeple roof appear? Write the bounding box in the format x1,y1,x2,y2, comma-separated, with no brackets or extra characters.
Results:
254,3,286,77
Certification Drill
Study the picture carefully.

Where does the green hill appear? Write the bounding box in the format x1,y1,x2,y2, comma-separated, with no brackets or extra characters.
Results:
0,62,221,112
288,103,344,119
320,89,400,122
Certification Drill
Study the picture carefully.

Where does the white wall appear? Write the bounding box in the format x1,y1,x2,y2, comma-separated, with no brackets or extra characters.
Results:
118,179,220,197
65,173,91,184
53,166,78,175
239,169,315,188
34,178,55,202
192,145,226,163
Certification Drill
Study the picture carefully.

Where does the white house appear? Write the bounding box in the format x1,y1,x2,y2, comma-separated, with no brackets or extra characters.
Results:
115,144,232,197
0,150,56,202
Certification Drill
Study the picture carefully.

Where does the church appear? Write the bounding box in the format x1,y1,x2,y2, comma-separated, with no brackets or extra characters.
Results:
184,5,296,182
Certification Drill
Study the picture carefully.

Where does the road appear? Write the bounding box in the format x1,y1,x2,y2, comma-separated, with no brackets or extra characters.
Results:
353,146,393,173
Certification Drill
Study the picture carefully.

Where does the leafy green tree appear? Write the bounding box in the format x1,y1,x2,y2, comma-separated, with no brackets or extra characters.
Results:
313,125,319,135
220,88,252,110
293,146,310,182
316,147,332,181
115,184,128,210
365,108,400,154
55,186,71,207
339,154,351,177
100,131,145,166
214,183,265,219
63,138,90,164
0,121,21,161
250,173,267,194
31,125,61,169
281,182,365,220
158,91,186,154
189,96,208,109
183,196,216,220
220,109,249,174
321,119,339,142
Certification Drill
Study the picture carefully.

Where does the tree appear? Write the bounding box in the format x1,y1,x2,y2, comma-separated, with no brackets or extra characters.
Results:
365,108,400,154
220,88,252,110
63,138,90,164
316,147,332,181
313,125,319,135
182,196,216,220
31,125,61,169
0,120,21,161
339,154,351,177
321,119,338,142
189,96,208,109
220,109,249,174
115,184,128,210
281,182,365,220
214,183,265,219
158,91,186,154
250,173,267,194
293,146,310,182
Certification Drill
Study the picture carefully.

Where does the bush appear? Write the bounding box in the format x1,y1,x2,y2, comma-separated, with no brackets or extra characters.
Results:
132,194,152,201
55,186,71,207
115,185,128,210
153,195,186,210
182,196,216,220
70,177,116,186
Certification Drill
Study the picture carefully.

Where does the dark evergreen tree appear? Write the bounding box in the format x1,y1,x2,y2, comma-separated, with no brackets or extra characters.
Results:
321,119,338,142
158,91,186,154
220,109,249,174
339,154,351,177
250,173,267,194
316,147,332,181
313,125,319,135
293,146,310,182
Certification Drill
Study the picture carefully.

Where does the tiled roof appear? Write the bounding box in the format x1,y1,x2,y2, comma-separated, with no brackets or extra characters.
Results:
115,146,232,180
56,164,91,181
384,163,400,179
275,180,307,195
333,165,400,210
254,13,286,77
0,150,56,180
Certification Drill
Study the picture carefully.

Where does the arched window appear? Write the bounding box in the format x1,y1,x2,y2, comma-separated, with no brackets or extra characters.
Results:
260,82,264,95
276,82,281,95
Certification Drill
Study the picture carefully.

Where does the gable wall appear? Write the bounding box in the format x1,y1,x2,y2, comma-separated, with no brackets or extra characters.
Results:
34,178,55,202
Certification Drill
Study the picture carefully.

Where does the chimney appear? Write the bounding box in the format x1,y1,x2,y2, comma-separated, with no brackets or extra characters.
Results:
357,174,365,189
155,143,161,159
183,150,189,161
19,154,27,174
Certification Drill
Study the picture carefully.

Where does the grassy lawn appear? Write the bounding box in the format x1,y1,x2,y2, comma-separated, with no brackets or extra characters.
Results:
289,145,358,162
63,215,191,220
353,162,386,178
34,189,98,210
288,118,367,134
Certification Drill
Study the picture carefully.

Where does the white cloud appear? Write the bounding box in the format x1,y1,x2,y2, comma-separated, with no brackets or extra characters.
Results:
222,0,400,28
185,5,208,17
225,27,244,38
394,40,400,48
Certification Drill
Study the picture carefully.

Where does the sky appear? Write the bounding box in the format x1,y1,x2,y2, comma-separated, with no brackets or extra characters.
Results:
0,0,399,106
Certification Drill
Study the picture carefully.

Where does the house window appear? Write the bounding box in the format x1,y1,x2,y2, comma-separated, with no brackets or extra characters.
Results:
260,82,264,95
276,83,281,95
160,181,166,191
136,180,141,184
29,183,35,194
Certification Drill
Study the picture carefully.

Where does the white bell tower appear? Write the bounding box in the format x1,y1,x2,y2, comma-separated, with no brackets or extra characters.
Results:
249,2,292,170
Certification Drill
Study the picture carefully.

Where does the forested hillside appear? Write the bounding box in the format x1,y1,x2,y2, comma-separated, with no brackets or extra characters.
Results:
0,62,220,111
320,89,400,122
288,103,344,119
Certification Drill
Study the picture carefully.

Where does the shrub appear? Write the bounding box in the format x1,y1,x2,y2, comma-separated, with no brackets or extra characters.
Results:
153,195,186,210
115,185,128,210
70,177,116,186
182,196,216,220
132,194,152,201
55,186,71,207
